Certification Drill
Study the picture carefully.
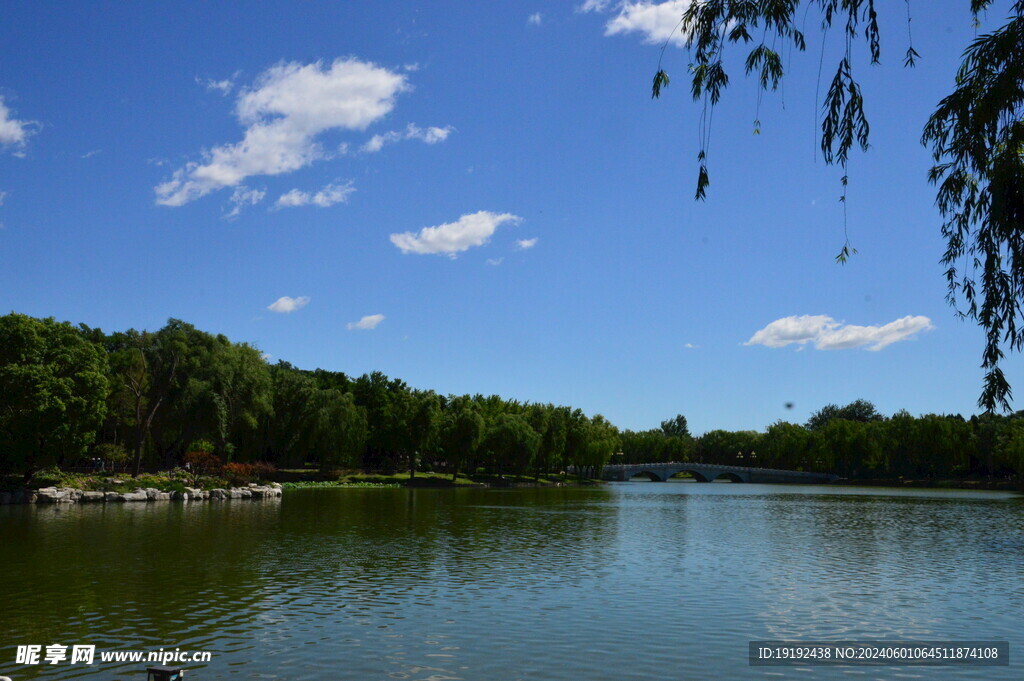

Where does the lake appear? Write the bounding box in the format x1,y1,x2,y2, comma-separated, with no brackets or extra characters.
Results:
2,482,1022,680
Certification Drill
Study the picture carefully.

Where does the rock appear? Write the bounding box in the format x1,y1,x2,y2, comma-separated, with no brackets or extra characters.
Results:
81,491,105,502
228,488,242,499
145,488,160,500
238,488,252,499
118,491,148,502
36,488,70,504
269,482,282,489
250,487,267,498
105,492,119,502
209,488,227,500
155,492,172,501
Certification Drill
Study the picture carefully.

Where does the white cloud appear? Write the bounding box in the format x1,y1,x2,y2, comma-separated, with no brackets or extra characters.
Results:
528,12,543,25
402,63,420,72
225,186,266,219
197,76,235,95
683,343,698,349
745,315,934,352
267,295,310,313
582,1,692,46
486,257,504,266
276,180,355,208
156,58,409,206
361,123,454,153
0,96,37,155
606,1,692,46
347,313,385,330
390,211,523,257
81,149,101,159
516,237,538,250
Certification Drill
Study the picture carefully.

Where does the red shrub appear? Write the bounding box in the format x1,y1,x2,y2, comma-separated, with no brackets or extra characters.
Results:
183,450,223,476
222,461,277,486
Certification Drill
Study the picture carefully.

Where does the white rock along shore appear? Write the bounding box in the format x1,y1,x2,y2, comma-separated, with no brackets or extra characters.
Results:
0,482,283,505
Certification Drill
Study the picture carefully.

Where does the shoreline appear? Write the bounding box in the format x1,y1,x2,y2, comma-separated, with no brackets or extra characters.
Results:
0,477,605,505
0,483,283,505
833,477,1024,492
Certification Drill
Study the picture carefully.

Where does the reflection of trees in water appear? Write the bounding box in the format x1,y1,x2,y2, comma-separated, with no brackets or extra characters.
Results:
257,488,622,599
1,500,282,679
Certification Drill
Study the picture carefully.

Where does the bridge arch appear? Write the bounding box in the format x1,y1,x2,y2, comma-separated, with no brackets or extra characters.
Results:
628,470,665,482
672,468,712,482
709,471,745,483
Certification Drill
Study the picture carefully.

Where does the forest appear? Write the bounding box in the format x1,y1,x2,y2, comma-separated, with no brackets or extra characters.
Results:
1,312,1022,483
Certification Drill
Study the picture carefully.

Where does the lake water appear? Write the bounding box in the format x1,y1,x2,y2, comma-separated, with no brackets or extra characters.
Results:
2,482,1022,681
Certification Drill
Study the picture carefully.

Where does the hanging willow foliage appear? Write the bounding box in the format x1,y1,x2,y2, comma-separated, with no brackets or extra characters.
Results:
652,0,1024,412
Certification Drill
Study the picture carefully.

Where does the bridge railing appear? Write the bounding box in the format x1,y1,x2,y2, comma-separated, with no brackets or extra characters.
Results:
601,462,837,477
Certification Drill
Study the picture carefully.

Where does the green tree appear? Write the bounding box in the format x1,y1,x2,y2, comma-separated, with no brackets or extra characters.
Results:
653,1,1024,411
536,405,567,477
313,390,368,473
807,399,884,431
482,413,540,478
266,364,321,468
761,421,811,470
0,314,109,477
660,413,690,439
143,320,272,468
696,429,762,465
442,400,485,481
407,391,440,480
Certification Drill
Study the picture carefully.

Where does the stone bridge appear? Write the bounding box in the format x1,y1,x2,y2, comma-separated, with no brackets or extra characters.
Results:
601,462,839,484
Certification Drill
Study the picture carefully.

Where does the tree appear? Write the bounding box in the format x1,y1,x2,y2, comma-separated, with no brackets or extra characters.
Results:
761,421,811,469
107,329,173,477
142,320,272,469
696,429,762,465
806,399,884,430
660,413,690,439
407,391,440,480
442,400,485,481
652,1,1024,411
312,390,367,473
482,412,540,477
0,314,108,477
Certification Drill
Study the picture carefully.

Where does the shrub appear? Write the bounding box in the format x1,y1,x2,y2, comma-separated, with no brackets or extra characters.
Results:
183,450,223,486
30,465,67,488
222,462,276,486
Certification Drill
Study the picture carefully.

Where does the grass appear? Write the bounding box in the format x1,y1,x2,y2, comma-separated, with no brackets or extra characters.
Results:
279,480,403,489
275,469,596,489
3,466,274,493
2,466,601,494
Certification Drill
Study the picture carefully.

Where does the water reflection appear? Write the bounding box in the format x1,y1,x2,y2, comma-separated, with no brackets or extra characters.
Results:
1,485,1021,681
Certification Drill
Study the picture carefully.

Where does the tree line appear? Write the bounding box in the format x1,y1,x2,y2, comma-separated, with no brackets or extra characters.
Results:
2,312,1023,483
618,400,1024,480
0,313,617,481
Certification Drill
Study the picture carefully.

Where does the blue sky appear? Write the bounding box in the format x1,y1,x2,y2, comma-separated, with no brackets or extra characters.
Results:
0,1,1018,434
